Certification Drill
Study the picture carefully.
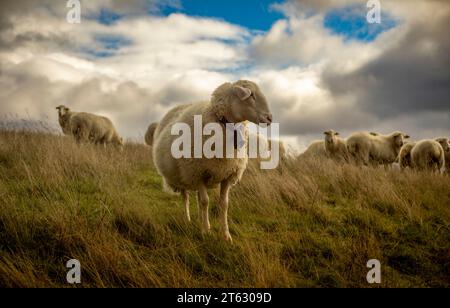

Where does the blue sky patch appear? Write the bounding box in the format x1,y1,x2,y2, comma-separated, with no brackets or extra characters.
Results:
160,0,285,31
94,34,132,50
95,9,124,25
324,4,396,42
81,34,132,58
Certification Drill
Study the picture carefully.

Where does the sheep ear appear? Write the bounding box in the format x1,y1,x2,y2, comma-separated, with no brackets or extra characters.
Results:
404,134,410,139
335,132,340,136
233,86,252,101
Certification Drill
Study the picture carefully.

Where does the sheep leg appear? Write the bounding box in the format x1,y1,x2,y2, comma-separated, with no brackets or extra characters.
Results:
198,186,210,235
219,179,233,242
196,192,201,220
182,190,191,222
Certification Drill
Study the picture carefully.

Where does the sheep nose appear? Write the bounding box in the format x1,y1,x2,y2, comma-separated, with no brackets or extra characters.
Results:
265,114,273,124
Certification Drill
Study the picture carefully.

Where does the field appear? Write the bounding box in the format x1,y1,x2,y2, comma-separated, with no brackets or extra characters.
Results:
0,127,449,288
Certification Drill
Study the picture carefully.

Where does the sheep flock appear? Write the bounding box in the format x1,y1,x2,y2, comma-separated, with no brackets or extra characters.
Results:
55,80,449,242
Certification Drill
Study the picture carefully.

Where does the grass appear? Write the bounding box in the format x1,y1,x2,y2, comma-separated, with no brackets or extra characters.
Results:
0,127,449,288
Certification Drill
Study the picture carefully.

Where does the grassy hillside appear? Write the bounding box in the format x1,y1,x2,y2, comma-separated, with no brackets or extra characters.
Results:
0,128,449,287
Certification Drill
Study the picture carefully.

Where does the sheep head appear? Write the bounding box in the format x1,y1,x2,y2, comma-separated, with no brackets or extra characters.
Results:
391,131,410,149
211,80,272,125
436,138,450,152
324,130,339,146
56,105,70,117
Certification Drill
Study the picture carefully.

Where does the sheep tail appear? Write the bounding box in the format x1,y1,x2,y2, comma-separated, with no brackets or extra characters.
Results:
145,122,159,146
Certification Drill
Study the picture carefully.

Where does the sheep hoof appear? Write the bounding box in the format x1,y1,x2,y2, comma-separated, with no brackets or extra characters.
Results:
223,232,233,243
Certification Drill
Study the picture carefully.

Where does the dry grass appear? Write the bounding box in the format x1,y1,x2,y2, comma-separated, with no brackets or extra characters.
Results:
0,126,449,288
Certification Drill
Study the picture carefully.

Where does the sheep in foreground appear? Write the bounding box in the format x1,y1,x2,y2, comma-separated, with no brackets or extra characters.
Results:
346,131,410,166
56,105,122,147
301,140,327,158
397,142,416,170
435,138,449,172
324,130,348,162
411,139,445,172
152,80,272,242
144,122,158,146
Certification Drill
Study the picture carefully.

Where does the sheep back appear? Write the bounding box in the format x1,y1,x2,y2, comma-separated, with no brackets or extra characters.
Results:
347,132,402,165
411,140,445,171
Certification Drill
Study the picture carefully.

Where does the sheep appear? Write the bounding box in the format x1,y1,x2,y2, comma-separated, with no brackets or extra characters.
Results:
346,131,410,166
301,140,327,158
67,111,123,147
56,105,122,147
152,80,272,242
411,139,445,173
397,142,416,169
435,137,449,172
144,122,158,146
323,130,348,162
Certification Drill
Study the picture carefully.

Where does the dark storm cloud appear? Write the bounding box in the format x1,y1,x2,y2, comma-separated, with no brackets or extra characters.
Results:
322,15,450,120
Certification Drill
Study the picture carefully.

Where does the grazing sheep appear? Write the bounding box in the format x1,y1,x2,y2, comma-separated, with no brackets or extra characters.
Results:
152,80,272,242
301,140,327,158
435,138,450,171
145,122,158,146
398,142,416,169
56,105,122,147
68,112,123,147
411,139,445,172
324,130,348,161
346,131,410,166
56,105,123,146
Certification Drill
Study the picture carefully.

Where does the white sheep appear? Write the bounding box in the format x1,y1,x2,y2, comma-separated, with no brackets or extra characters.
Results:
397,142,416,170
301,140,327,158
152,80,272,242
56,106,123,147
346,131,410,166
411,139,445,172
144,122,158,146
323,129,348,162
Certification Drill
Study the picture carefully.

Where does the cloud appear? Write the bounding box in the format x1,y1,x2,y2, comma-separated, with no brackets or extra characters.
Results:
0,4,245,138
0,0,449,150
252,0,450,149
321,2,450,119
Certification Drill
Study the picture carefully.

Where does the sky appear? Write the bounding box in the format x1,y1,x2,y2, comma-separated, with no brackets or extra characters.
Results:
0,0,449,152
